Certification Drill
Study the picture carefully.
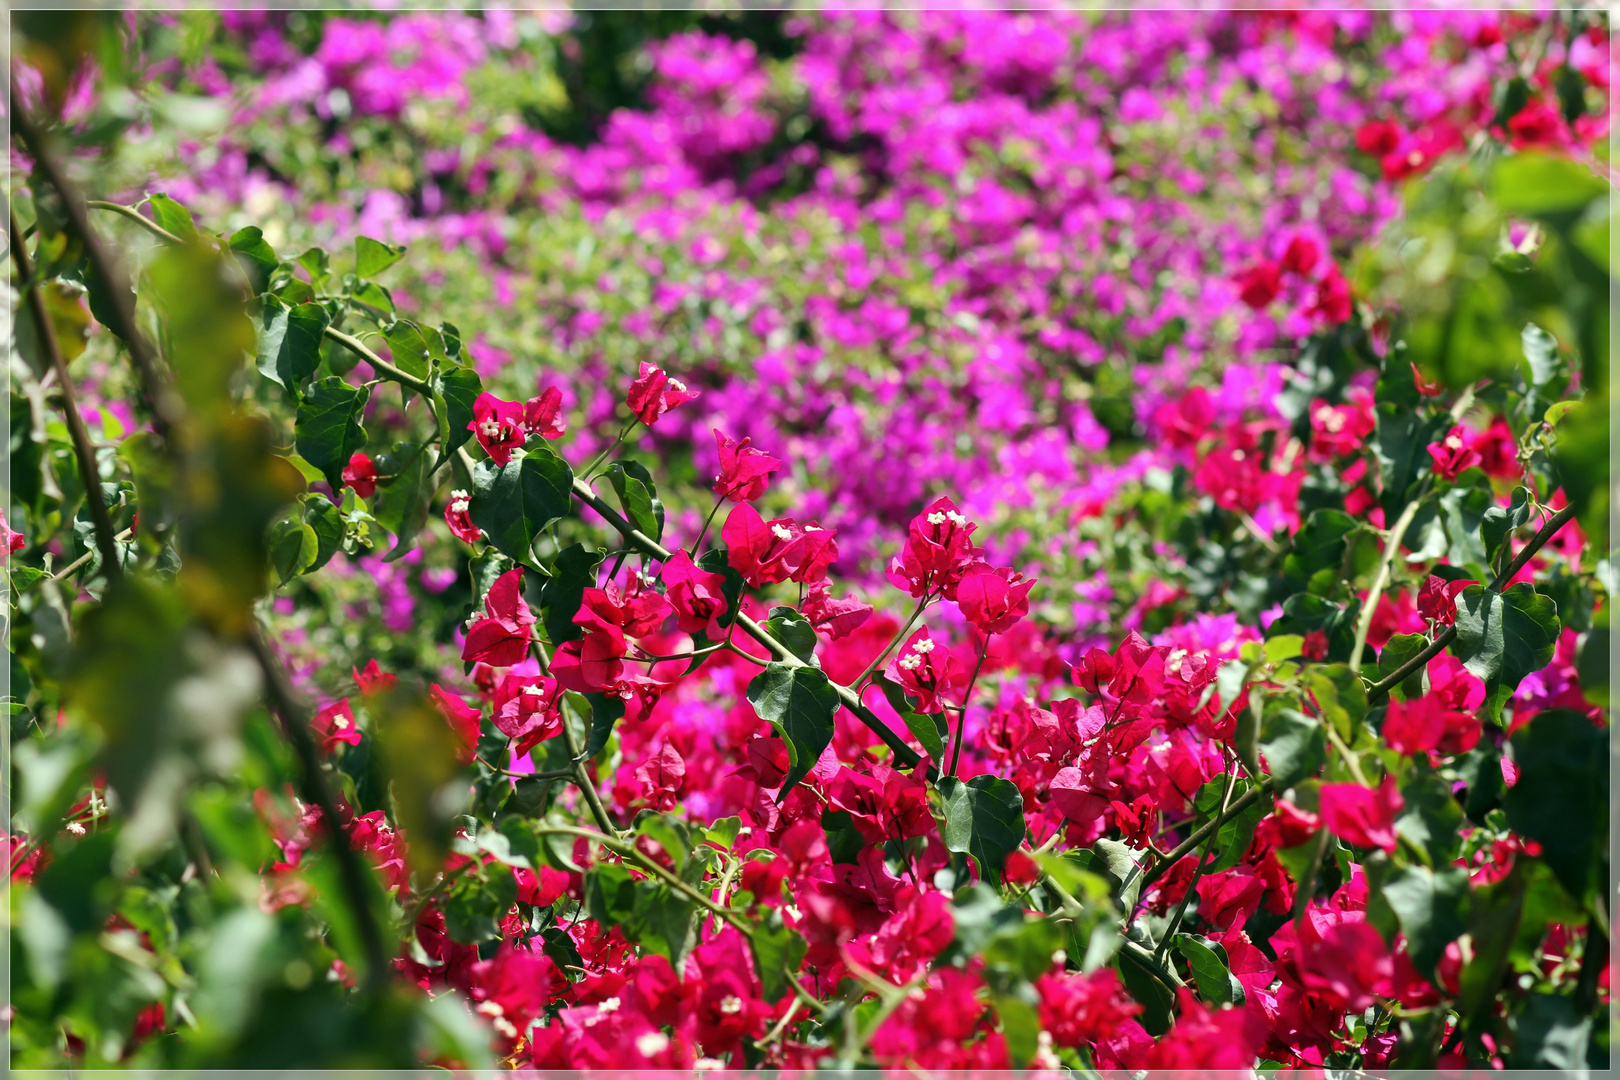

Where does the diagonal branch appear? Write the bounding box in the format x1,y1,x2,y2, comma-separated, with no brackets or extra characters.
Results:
1364,502,1579,706
10,207,122,581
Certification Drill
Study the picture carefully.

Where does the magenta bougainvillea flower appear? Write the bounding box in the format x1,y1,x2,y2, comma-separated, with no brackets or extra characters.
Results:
461,568,535,666
469,392,528,466
626,362,699,425
341,451,378,498
712,428,781,502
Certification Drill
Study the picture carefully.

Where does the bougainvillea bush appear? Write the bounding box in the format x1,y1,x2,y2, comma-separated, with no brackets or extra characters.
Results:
6,8,1612,1072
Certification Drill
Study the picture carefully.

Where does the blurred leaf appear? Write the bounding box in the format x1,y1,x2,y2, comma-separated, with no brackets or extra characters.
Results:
355,236,407,279
1259,708,1325,789
1504,708,1608,902
748,914,807,1004
146,193,198,241
228,227,278,296
1383,864,1469,981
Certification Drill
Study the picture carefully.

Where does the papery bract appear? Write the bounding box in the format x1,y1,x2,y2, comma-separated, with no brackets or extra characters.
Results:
955,562,1035,635
712,428,781,502
341,451,378,498
461,568,536,666
428,683,482,764
1319,779,1403,853
469,392,527,466
626,361,699,425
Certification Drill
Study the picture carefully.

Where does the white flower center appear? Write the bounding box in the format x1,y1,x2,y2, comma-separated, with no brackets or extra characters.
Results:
913,638,935,654
478,419,504,440
1232,449,1246,461
598,996,621,1014
898,654,922,671
719,995,744,1014
333,715,350,730
804,524,823,532
636,1032,670,1056
946,510,967,526
771,524,793,541
668,378,687,392
521,684,545,697
926,512,946,525
1324,413,1345,433
1445,435,1463,450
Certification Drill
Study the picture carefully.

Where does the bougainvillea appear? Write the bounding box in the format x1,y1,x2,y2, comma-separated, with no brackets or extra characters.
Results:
6,8,1611,1072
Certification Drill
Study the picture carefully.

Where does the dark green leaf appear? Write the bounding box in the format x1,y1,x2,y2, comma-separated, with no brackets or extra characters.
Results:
821,809,864,865
1259,708,1325,789
228,226,278,295
1378,632,1429,700
1504,709,1608,901
604,460,665,543
1283,509,1357,592
1454,582,1561,719
583,692,624,757
1174,934,1244,1006
1118,946,1175,1036
540,544,603,646
434,365,482,454
1374,402,1449,516
1382,864,1469,981
294,377,368,491
764,605,819,666
938,774,1027,885
749,917,808,1004
746,662,839,798
1511,993,1592,1070
355,235,406,278
373,441,434,561
697,547,745,629
1480,486,1532,569
467,449,574,570
257,298,330,393
1395,767,1465,867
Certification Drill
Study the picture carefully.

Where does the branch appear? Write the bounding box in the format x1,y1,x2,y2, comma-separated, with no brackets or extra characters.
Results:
1139,778,1273,889
11,83,182,444
10,207,123,581
247,632,391,994
569,476,924,770
1364,502,1579,706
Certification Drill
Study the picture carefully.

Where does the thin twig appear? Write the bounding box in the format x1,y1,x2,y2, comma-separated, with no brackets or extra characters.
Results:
1139,779,1273,889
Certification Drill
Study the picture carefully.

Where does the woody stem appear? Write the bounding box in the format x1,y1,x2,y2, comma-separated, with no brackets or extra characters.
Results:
946,635,992,778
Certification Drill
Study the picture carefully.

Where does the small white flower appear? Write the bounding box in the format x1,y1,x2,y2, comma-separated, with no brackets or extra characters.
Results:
1445,435,1463,450
475,1000,505,1017
946,510,967,526
771,524,794,541
912,637,935,654
66,821,86,836
695,1058,727,1071
333,715,350,730
636,1032,671,1057
521,683,545,697
719,995,744,1015
1324,412,1346,434
1232,449,1246,461
478,419,504,440
898,654,922,671
668,378,687,392
804,524,823,532
926,512,946,525
598,995,622,1014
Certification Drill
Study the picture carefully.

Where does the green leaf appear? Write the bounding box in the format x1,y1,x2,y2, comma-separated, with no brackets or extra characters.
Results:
355,235,407,278
302,495,344,572
764,605,819,666
1259,708,1325,789
1174,934,1244,1006
267,516,318,586
1510,993,1593,1070
382,320,432,382
1382,864,1469,981
1454,582,1561,718
1492,152,1609,217
1440,484,1494,567
749,917,808,1004
227,226,279,295
1480,486,1532,569
1208,786,1269,873
746,663,839,798
1378,632,1429,701
146,193,197,240
294,377,369,491
467,448,574,570
442,863,518,944
629,882,697,967
1374,402,1449,516
373,441,435,561
583,692,623,757
1283,509,1357,592
1504,708,1608,901
821,808,864,865
938,775,1027,885
256,298,330,393
1395,767,1465,867
1118,945,1175,1036
540,544,604,646
434,365,482,454
993,994,1042,1068
1521,322,1564,389
604,460,665,542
